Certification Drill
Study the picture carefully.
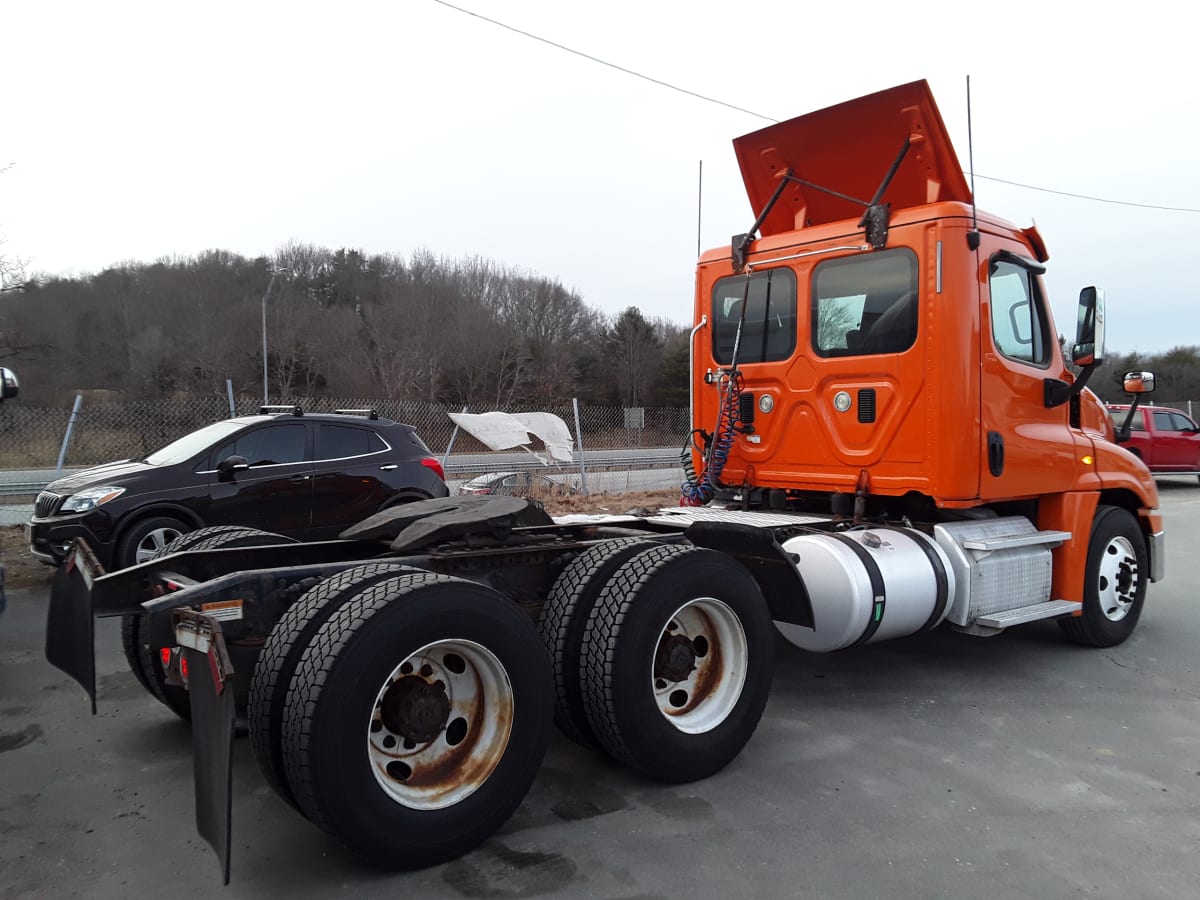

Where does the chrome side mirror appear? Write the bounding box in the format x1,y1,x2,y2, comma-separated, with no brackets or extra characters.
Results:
1071,287,1105,367
0,367,18,402
1123,371,1156,394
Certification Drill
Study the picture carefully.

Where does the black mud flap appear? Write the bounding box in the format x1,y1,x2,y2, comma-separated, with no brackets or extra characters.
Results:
175,610,236,885
44,541,101,713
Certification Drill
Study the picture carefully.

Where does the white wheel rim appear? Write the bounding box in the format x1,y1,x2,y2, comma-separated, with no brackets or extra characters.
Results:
650,597,747,735
1097,535,1139,622
367,639,512,810
135,526,184,563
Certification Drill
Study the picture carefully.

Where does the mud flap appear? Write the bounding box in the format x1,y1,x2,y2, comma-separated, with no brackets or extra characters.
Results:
44,541,100,713
174,610,236,885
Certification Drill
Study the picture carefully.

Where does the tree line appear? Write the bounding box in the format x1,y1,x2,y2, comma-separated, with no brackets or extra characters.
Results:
3,243,1198,410
0,244,691,408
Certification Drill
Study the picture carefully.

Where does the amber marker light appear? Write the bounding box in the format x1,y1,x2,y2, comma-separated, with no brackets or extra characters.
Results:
1081,455,1094,465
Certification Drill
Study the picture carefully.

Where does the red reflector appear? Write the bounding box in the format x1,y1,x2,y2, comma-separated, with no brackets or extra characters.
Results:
421,457,446,481
180,655,188,679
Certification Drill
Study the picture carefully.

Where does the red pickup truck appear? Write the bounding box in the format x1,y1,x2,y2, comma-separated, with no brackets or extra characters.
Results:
1107,403,1200,481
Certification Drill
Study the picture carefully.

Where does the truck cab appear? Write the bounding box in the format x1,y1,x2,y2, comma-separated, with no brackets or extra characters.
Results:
687,81,1162,609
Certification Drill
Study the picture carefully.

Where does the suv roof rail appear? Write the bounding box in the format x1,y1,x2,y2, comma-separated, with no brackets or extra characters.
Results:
332,408,379,420
260,404,303,416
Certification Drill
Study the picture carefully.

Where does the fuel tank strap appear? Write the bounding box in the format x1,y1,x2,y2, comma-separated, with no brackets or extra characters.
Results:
826,532,886,647
878,526,951,632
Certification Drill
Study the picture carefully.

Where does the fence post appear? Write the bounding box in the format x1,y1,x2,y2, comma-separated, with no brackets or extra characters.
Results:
55,395,83,477
226,380,236,418
442,405,468,470
573,397,589,496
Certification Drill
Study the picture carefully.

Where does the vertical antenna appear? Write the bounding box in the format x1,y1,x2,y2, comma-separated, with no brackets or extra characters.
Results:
696,160,703,258
965,75,980,250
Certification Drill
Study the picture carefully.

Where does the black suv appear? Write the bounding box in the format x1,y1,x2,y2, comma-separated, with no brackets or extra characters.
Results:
29,407,448,570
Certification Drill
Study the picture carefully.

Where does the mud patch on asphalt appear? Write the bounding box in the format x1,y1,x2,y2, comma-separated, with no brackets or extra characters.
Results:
0,723,43,752
443,841,577,898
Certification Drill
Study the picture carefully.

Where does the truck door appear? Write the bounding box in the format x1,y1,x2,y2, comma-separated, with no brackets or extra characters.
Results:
978,247,1082,500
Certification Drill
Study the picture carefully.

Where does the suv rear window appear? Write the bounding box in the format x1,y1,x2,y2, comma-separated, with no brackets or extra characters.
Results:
317,424,386,460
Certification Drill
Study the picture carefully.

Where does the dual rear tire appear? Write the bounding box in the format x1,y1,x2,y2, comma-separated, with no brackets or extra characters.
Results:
249,571,552,868
542,542,776,783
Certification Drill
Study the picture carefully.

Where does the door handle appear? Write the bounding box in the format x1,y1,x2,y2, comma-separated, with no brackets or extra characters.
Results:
379,464,398,471
290,475,311,482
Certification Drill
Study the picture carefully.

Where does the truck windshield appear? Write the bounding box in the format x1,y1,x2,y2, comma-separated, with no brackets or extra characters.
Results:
711,268,797,365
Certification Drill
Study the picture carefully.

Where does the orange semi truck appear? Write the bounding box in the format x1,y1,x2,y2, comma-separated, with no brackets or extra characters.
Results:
45,81,1163,879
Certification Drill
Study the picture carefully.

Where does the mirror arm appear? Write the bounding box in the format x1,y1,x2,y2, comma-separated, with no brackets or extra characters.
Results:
1114,394,1146,444
1044,363,1096,408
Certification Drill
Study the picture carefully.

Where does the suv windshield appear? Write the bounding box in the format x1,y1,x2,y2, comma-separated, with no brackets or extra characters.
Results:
144,420,249,466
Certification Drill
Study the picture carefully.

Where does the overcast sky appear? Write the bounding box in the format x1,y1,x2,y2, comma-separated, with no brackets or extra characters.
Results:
3,1,1196,354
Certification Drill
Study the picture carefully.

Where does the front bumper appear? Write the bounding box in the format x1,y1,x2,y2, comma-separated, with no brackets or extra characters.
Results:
28,515,114,567
1149,529,1166,582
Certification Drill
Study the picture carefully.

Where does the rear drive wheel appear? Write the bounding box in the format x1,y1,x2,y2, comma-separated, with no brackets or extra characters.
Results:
1058,505,1148,647
281,572,551,867
249,563,418,810
122,526,296,721
579,545,775,783
537,538,660,747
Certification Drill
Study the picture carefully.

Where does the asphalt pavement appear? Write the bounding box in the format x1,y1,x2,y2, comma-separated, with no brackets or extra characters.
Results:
2,479,1199,899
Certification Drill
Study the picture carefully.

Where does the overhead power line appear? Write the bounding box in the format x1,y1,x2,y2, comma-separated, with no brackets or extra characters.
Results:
430,0,1200,215
429,0,773,123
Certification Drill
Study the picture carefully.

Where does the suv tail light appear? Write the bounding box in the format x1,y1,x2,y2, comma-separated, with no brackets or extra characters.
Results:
421,457,446,481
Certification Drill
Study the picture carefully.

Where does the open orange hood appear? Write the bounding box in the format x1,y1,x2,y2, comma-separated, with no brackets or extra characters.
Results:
732,80,972,236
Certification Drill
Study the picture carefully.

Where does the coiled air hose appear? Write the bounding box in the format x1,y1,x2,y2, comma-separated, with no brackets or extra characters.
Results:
680,370,743,505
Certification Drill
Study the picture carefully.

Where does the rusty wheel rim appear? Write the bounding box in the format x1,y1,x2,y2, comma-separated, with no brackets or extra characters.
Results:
367,639,513,810
650,598,747,735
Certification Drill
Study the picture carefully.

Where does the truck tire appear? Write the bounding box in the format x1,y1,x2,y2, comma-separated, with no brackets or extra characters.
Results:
537,537,660,747
122,526,296,721
578,544,775,783
248,562,419,810
279,572,551,868
1058,505,1148,648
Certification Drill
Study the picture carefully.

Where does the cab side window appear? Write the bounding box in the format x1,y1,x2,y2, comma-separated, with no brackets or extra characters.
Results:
1154,410,1199,433
215,424,308,467
989,259,1052,366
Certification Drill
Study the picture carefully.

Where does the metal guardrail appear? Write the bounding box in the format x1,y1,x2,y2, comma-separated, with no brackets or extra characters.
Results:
0,483,46,498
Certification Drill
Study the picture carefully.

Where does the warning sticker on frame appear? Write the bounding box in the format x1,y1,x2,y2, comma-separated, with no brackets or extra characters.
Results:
200,599,244,622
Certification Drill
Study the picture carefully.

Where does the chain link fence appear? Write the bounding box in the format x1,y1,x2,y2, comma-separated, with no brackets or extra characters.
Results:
0,395,692,510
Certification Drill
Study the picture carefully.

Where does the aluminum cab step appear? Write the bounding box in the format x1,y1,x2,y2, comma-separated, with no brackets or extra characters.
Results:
975,599,1081,628
961,530,1071,552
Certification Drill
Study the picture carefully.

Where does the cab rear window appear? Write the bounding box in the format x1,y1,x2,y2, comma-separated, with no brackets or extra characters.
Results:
811,249,918,357
711,268,797,365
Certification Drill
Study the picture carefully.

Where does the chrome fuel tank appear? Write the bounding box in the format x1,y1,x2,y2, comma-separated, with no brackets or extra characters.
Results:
775,527,955,652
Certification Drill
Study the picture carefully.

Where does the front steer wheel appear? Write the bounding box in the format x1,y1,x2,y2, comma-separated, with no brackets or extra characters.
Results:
1058,505,1148,648
280,572,552,868
579,545,775,783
